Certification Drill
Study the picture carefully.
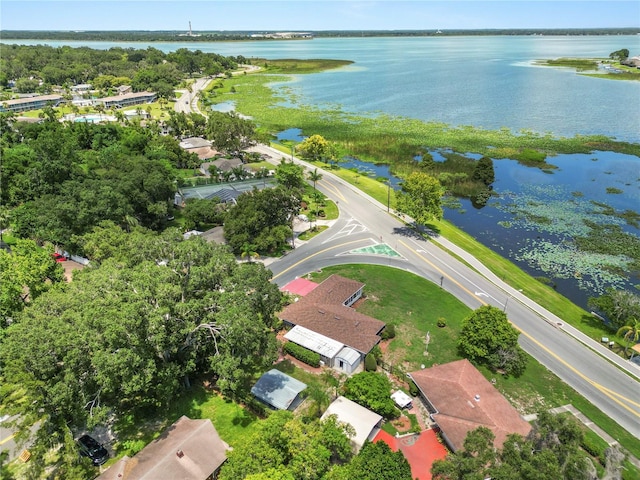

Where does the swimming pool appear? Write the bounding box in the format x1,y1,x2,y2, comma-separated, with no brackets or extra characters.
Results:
73,114,116,123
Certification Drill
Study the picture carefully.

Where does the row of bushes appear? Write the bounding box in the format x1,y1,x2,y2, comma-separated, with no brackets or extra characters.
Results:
283,342,321,367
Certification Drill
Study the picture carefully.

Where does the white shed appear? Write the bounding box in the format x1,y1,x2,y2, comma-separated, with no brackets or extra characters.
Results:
391,390,413,409
335,347,361,374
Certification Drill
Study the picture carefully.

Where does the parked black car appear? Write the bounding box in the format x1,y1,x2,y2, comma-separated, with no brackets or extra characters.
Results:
77,434,109,466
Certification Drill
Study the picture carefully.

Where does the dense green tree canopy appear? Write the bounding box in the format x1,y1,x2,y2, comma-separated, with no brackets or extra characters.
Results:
458,305,527,376
609,48,629,61
182,197,224,231
342,372,399,419
0,233,283,427
296,134,331,163
325,441,413,480
395,171,444,225
0,44,240,96
223,186,301,254
472,156,495,185
0,238,64,328
275,159,306,191
2,121,180,248
206,111,258,155
432,412,599,480
219,410,353,480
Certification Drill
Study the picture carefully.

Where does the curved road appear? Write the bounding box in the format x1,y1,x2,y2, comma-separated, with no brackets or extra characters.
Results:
174,77,211,115
250,144,640,440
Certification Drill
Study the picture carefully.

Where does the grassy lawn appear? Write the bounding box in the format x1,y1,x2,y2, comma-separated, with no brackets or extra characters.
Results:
306,264,640,465
298,225,329,241
113,384,260,458
310,264,469,371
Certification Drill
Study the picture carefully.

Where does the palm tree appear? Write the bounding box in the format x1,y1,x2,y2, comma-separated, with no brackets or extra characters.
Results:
207,164,220,182
231,166,247,182
122,214,140,233
240,242,259,263
307,211,317,231
306,383,330,418
617,318,640,356
114,110,126,124
308,168,323,191
311,190,326,217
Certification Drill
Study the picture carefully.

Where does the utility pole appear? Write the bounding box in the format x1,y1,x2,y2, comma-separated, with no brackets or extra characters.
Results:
387,177,391,212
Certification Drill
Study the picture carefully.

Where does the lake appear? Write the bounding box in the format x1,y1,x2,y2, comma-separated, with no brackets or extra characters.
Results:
5,35,640,141
4,35,640,307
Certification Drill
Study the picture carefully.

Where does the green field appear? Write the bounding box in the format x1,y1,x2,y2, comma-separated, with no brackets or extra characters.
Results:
307,264,640,467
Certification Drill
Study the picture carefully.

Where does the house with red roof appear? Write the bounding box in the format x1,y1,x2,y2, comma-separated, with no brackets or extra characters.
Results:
408,359,531,452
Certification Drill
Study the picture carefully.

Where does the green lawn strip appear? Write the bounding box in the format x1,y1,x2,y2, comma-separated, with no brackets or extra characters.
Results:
245,160,275,172
306,264,640,466
113,385,259,457
298,225,329,241
255,58,354,74
327,165,397,210
624,461,640,480
273,358,323,387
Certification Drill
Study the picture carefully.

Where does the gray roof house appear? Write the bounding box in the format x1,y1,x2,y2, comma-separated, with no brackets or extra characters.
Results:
251,369,307,411
96,416,229,480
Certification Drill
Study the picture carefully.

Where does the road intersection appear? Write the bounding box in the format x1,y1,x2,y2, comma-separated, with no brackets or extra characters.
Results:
250,143,640,439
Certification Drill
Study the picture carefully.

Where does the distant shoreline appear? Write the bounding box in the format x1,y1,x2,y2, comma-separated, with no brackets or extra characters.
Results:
1,27,639,43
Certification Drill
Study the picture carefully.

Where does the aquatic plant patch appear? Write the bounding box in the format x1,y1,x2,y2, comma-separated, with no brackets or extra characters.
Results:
496,183,638,294
514,240,630,293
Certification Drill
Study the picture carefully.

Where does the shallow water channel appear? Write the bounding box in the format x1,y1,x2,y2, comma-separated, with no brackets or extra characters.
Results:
277,128,640,309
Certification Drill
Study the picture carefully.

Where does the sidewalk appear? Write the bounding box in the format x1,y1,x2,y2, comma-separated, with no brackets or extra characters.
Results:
249,142,640,377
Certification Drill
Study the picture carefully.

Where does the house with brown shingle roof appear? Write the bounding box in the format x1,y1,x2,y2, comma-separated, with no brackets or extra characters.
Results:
408,359,531,452
279,275,385,373
96,416,229,480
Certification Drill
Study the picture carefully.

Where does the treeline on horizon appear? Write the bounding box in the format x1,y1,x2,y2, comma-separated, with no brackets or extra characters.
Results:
1,27,639,42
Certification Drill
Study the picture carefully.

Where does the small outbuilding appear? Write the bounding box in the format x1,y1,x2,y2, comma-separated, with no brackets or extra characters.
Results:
391,390,413,410
251,369,307,411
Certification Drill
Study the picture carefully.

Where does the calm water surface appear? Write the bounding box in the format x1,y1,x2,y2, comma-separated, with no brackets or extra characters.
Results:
6,35,639,140
5,36,640,306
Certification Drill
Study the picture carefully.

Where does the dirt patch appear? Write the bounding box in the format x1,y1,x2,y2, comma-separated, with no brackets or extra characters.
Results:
392,415,412,433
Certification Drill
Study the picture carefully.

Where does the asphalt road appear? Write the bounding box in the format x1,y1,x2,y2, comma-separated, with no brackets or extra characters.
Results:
250,144,640,439
174,77,211,115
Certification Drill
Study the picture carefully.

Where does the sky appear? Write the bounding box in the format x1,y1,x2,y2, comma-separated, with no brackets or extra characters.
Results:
1,1,639,32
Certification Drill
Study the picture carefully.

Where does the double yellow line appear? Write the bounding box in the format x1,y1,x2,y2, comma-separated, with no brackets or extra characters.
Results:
401,239,640,419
